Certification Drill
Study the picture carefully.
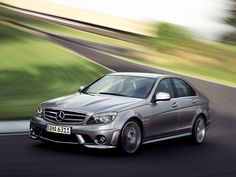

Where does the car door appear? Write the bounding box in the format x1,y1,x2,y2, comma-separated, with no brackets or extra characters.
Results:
172,78,198,133
147,79,180,139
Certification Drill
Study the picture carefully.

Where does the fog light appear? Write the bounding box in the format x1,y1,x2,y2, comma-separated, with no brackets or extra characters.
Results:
96,135,106,144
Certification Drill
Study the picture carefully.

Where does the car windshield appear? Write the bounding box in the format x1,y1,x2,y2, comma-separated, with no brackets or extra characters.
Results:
84,75,156,99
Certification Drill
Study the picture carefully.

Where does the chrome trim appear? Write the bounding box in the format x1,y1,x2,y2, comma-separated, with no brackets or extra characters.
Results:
143,133,192,145
40,136,79,145
45,114,56,119
47,111,57,114
76,134,85,144
85,145,116,149
65,113,87,117
29,133,39,139
44,109,87,123
64,118,84,121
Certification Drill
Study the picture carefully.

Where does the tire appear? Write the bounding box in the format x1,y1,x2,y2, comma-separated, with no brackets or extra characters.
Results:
191,116,206,144
119,120,142,154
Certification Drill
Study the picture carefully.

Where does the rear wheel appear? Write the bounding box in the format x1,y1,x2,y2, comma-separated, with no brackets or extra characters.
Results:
119,120,142,154
191,116,206,144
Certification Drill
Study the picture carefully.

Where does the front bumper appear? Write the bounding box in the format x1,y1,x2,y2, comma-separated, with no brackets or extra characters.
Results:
30,116,120,149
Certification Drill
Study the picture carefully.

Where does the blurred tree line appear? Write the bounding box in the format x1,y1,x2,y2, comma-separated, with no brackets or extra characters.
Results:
148,0,236,48
221,0,236,45
148,23,194,52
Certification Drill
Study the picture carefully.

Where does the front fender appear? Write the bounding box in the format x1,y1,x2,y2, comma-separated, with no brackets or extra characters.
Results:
113,110,144,130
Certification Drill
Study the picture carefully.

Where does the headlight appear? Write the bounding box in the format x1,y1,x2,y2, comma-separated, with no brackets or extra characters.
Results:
35,105,43,117
86,112,117,125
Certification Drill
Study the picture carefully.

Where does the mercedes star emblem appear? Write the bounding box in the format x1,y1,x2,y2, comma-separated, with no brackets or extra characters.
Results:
56,111,65,121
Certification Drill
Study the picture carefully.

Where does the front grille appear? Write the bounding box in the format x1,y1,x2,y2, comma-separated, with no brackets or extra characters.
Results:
44,108,87,123
41,131,78,144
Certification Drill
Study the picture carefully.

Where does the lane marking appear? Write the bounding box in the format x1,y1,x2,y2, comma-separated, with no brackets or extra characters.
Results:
56,44,115,73
0,132,29,136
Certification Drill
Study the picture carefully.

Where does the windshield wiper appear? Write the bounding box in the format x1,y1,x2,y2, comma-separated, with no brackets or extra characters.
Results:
99,92,127,97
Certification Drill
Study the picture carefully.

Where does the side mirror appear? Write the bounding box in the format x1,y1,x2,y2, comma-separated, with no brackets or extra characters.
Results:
78,85,86,93
154,92,171,101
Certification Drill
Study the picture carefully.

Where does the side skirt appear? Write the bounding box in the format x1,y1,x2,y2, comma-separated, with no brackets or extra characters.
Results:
142,133,192,145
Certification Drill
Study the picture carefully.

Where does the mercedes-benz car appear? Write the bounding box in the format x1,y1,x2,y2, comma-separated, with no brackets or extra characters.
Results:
30,72,211,153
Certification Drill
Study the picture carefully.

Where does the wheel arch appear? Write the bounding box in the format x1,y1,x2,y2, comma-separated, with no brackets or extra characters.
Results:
127,117,144,137
191,113,207,131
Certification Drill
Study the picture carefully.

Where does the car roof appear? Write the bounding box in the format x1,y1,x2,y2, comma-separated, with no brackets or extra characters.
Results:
108,72,169,79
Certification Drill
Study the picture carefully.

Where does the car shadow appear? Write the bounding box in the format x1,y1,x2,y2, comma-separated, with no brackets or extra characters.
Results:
32,136,196,157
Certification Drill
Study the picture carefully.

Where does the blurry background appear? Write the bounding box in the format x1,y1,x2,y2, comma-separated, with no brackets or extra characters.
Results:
0,0,236,120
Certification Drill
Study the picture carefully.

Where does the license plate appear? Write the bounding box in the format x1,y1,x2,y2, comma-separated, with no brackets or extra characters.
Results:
46,124,71,135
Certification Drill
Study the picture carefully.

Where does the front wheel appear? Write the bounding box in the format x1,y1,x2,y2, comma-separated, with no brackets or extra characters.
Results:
191,116,206,144
119,120,142,154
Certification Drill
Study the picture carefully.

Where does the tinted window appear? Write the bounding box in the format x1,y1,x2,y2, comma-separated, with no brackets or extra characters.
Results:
173,79,196,97
85,75,156,99
155,79,174,98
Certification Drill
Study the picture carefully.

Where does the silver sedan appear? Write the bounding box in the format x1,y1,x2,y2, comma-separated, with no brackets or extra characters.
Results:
30,72,211,153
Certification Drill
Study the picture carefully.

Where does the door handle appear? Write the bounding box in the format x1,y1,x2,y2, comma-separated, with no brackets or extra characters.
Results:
192,99,197,103
172,102,178,107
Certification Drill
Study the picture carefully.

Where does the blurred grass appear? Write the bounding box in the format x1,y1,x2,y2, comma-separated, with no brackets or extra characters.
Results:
105,23,236,86
106,51,236,86
0,22,110,120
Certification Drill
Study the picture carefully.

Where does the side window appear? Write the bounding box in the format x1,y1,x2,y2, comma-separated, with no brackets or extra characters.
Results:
173,79,196,97
156,79,174,98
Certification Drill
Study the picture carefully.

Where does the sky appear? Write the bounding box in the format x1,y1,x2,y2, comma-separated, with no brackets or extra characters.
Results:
49,0,231,39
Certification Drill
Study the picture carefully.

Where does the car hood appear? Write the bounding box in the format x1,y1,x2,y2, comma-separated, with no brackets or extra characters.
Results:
43,93,146,114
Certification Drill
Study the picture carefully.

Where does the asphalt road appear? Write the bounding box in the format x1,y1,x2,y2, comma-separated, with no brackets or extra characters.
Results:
1,22,236,177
